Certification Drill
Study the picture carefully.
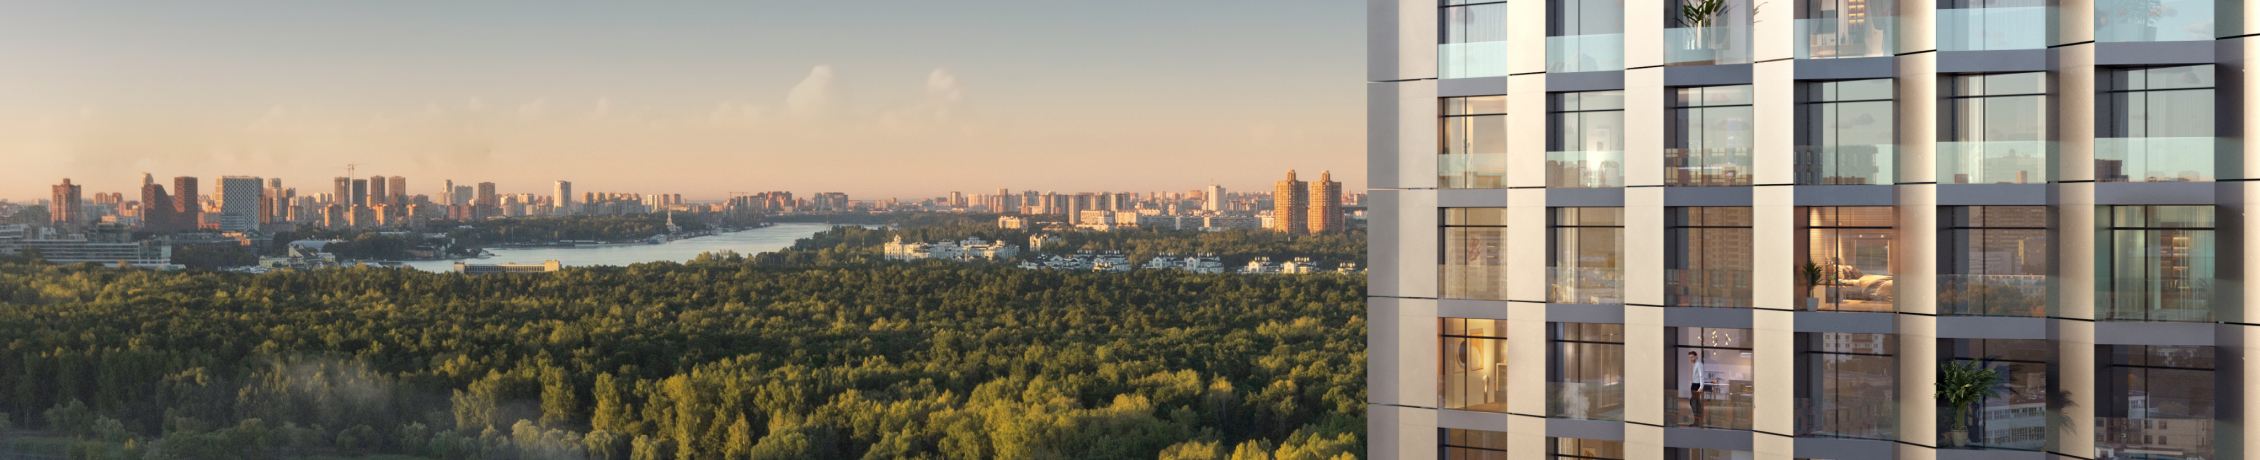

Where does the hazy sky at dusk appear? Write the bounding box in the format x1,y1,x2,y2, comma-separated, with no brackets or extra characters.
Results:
0,2,1363,202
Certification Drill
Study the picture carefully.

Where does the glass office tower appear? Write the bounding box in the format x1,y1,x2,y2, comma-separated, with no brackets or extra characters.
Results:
1368,0,2247,458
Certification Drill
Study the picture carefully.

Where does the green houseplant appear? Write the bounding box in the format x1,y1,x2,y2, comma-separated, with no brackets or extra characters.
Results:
1798,261,1826,310
1937,360,2013,447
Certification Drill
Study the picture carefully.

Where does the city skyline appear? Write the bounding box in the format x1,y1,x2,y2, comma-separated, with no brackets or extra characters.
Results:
0,1,1365,201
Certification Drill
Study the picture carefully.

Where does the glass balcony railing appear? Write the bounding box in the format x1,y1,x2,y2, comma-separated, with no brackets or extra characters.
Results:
1664,26,1752,66
2097,417,2214,459
1440,264,1509,300
1938,274,2050,317
1548,266,1623,305
1440,152,1510,189
1803,278,1896,312
1546,150,1625,188
1550,380,1625,421
1795,144,1896,185
2095,137,2215,183
1441,41,1510,79
2102,277,2215,322
1939,140,2051,184
1547,33,1625,73
1796,16,1896,59
1668,386,1754,430
1799,396,1897,440
1938,7,2053,51
2096,0,2217,43
1940,397,2052,451
1666,267,1752,308
1664,147,1753,186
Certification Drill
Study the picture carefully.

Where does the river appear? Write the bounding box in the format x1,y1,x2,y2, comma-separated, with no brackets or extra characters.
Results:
397,222,834,272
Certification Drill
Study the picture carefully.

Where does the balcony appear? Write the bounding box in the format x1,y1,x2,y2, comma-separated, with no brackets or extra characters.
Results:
1546,150,1626,188
1549,266,1623,305
2097,417,2214,459
1796,16,1895,59
1667,386,1753,430
1939,140,2050,185
1666,267,1752,308
1664,147,1752,187
1937,6,2052,51
1441,41,1510,79
1664,26,1751,66
1795,144,1895,185
1799,396,1897,440
2095,0,2216,43
2102,277,2215,322
1440,152,1511,189
1547,33,1625,73
2095,137,2215,183
1550,380,1626,421
1938,274,2049,317
1441,264,1509,300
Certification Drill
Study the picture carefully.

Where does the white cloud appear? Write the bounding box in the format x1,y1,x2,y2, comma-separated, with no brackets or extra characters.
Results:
785,65,835,118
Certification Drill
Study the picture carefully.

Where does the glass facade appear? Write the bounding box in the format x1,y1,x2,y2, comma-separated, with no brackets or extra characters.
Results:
1441,428,1511,460
1550,207,1624,304
1670,327,1753,430
1796,0,1896,59
2100,206,2215,322
1665,86,1753,187
1940,72,2050,184
1940,339,2052,450
1441,318,1511,412
2096,345,2215,459
1547,0,1626,72
1665,207,1752,308
1442,96,1510,188
1797,332,1896,440
1663,0,1752,66
1442,0,1511,78
1802,207,1896,312
1937,0,2052,51
2095,0,2215,43
1547,91,1627,188
1796,79,1894,185
1938,206,2050,317
1442,208,1510,300
2097,65,2215,182
1551,323,1626,421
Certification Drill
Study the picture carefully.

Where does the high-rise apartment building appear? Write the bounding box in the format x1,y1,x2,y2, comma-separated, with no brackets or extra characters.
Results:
554,180,574,215
333,177,351,207
215,176,263,232
387,176,407,204
50,179,82,227
1369,2,2251,459
350,179,369,209
1308,171,1342,233
475,182,498,209
369,175,388,206
140,174,178,232
171,176,200,229
1205,184,1227,213
1271,170,1308,234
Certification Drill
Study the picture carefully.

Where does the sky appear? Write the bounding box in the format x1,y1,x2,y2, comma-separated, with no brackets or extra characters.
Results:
0,1,1364,202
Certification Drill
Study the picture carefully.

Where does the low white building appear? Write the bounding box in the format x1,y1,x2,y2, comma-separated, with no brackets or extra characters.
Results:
883,236,1021,261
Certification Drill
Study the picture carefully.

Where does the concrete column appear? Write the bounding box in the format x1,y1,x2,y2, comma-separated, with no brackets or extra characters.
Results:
2059,0,2093,46
1625,423,1666,460
1369,404,1441,460
1508,189,1550,302
1626,188,1666,306
2054,319,2096,458
1896,315,1937,447
1753,309,1797,435
1625,305,1667,426
1370,297,1441,407
1367,0,1437,82
1750,0,1795,62
1508,74,1551,188
1898,185,1936,315
2058,44,2096,183
1753,186,1797,309
2057,183,2096,320
1508,301,1552,417
1628,68,1667,187
1508,0,1549,75
1626,0,1665,70
1899,0,1937,54
1896,53,1937,185
1754,60,1797,185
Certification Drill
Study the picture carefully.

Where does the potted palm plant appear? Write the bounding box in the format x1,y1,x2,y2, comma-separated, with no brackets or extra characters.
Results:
1680,0,1729,49
1798,261,1826,310
1937,360,2012,448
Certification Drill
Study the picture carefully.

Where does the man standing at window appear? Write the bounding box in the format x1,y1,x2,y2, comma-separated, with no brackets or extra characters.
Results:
1685,351,1708,426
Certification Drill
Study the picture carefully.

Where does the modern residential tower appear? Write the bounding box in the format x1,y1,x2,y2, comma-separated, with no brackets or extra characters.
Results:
49,179,81,227
1368,1,2253,459
1272,170,1309,234
215,176,263,232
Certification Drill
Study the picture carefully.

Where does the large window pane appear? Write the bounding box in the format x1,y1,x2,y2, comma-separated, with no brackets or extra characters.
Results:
2097,65,2215,182
2100,206,2216,322
1797,0,1897,58
1802,207,1896,312
1442,428,1511,460
1551,323,1625,421
1798,332,1896,440
2097,345,2215,458
1940,73,2050,184
1442,1,1511,78
1940,339,2052,450
1672,327,1753,430
1548,91,1627,188
1667,207,1752,307
1442,96,1511,188
1441,318,1511,412
1667,86,1754,186
1551,207,1624,304
1938,206,2051,317
1442,208,1510,299
1548,0,1626,72
1797,79,1895,185
1553,437,1625,459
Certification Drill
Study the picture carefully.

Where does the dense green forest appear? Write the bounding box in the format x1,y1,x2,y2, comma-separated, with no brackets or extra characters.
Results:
0,225,1366,459
802,214,1365,268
